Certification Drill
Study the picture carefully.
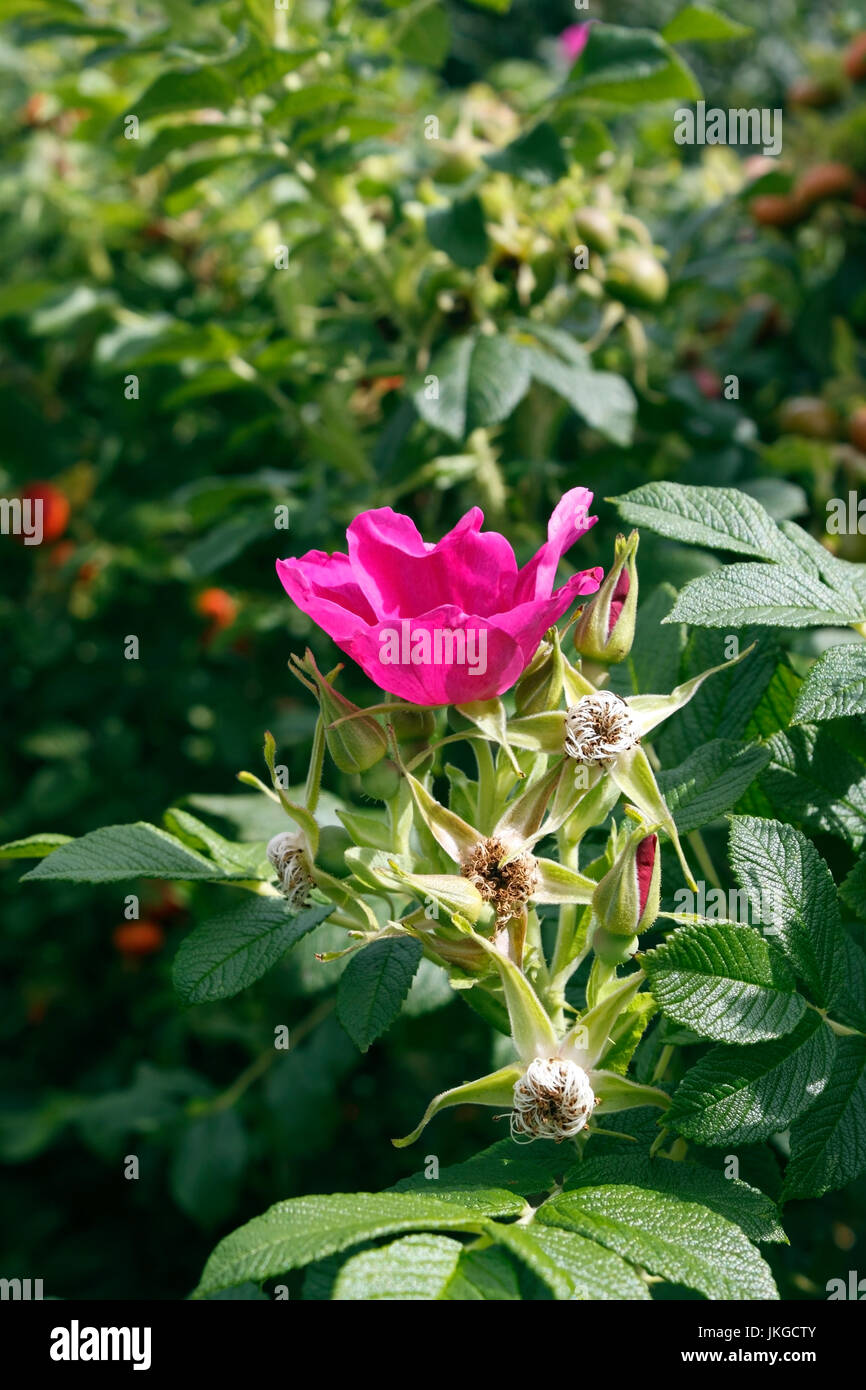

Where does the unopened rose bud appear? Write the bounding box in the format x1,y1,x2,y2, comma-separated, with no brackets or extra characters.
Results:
573,531,639,665
592,829,660,938
514,636,564,715
294,651,388,774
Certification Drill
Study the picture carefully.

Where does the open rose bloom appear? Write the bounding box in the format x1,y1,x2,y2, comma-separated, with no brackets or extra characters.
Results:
277,488,602,704
271,492,751,1146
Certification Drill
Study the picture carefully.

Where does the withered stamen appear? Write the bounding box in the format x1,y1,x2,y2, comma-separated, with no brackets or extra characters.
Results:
564,690,639,765
460,836,538,924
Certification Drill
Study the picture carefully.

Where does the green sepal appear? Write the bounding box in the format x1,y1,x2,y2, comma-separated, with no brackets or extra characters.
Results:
392,1064,523,1148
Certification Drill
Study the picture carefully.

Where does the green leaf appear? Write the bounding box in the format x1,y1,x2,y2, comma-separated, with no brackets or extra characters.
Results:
267,82,352,123
783,1037,866,1201
655,629,778,767
840,854,866,919
666,1012,835,1144
391,1138,565,1199
0,832,72,859
657,740,770,832
518,1226,650,1300
667,564,864,628
192,1189,526,1296
528,348,636,446
396,0,450,67
170,1111,248,1228
536,1185,777,1299
414,333,531,442
443,1245,521,1300
333,1234,463,1300
218,44,315,98
563,24,701,105
132,67,234,122
792,644,866,724
426,196,489,269
21,822,231,883
562,1154,786,1244
136,122,259,175
172,900,331,1004
336,937,423,1051
611,482,792,560
163,808,269,877
728,817,854,1016
484,123,567,186
644,923,805,1043
483,1223,574,1299
662,5,752,43
756,724,866,849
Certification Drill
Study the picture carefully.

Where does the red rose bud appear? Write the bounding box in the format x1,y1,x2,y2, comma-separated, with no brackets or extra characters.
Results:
573,531,639,665
592,829,660,938
292,650,388,775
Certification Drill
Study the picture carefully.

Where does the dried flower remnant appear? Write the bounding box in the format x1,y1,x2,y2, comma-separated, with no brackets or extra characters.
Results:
267,832,314,910
511,1057,597,1141
461,837,539,924
564,690,640,765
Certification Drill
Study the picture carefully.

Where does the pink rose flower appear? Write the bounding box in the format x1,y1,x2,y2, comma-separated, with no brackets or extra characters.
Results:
276,489,602,706
560,23,591,63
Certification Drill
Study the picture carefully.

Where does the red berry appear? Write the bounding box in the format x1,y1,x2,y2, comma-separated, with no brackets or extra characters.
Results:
691,367,723,400
750,194,803,228
20,482,70,543
194,587,238,629
112,921,165,957
794,163,856,208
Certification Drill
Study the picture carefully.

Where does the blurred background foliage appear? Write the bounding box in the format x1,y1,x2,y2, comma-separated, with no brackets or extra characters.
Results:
2,0,866,1299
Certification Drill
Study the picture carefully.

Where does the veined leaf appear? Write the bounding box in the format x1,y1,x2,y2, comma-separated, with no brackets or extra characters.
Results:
0,833,72,859
414,333,531,442
21,822,233,883
561,1153,786,1244
536,1184,777,1299
667,564,864,629
643,922,805,1043
172,900,331,1004
666,1012,835,1144
783,1036,866,1201
792,644,866,724
332,1234,463,1300
728,817,855,1016
336,937,423,1052
192,1189,526,1296
612,482,793,561
657,739,770,832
